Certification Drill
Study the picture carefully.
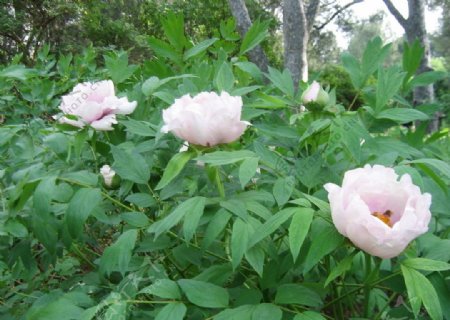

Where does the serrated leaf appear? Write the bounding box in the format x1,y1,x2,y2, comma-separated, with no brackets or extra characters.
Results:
178,279,229,308
156,151,193,190
289,208,314,263
65,188,102,239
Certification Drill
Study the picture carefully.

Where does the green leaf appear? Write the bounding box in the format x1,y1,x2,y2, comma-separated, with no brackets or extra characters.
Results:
121,212,150,228
125,193,156,208
100,229,138,276
202,209,232,249
402,40,424,79
248,208,296,248
148,37,181,63
214,305,255,320
239,20,269,55
304,220,344,273
65,188,102,239
161,12,186,51
293,311,326,320
361,37,391,79
402,258,450,272
273,176,295,207
104,51,137,84
239,157,259,188
220,199,248,221
0,64,33,81
155,303,186,320
376,108,429,123
149,197,206,239
252,303,282,320
184,38,218,60
182,196,206,242
401,265,443,320
289,208,314,263
245,244,265,276
375,66,405,111
140,279,181,299
231,218,249,270
121,118,157,137
5,219,28,238
214,62,235,92
196,150,257,166
156,151,193,190
265,67,295,98
111,146,150,184
324,254,355,287
178,279,229,308
275,284,322,307
142,74,196,96
409,71,447,88
403,158,450,180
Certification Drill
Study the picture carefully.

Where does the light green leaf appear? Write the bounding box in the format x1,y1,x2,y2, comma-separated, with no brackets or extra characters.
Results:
140,279,181,299
403,158,450,180
178,279,229,308
273,176,295,207
402,258,450,272
245,244,265,276
376,108,429,123
125,193,156,208
248,207,296,248
202,209,232,249
104,51,137,84
182,196,206,242
293,311,326,320
214,305,255,320
121,212,150,228
239,157,259,188
324,254,355,287
184,38,218,60
196,150,257,166
155,303,186,320
239,20,269,55
214,62,235,92
252,303,282,320
111,146,150,184
289,208,314,263
231,218,249,270
156,151,194,190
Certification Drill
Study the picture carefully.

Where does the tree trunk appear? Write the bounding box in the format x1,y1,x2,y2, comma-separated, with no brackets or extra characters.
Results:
382,0,438,131
227,0,269,72
283,0,309,85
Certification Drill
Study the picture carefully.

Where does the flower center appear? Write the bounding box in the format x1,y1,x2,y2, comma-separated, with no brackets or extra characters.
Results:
372,210,393,227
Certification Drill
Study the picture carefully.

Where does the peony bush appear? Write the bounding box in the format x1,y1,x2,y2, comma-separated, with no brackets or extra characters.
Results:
0,15,449,320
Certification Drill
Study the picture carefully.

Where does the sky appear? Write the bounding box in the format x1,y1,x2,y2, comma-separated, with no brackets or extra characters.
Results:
330,0,443,48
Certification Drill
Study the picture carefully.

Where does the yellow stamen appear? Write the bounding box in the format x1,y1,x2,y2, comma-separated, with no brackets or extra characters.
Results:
372,210,393,227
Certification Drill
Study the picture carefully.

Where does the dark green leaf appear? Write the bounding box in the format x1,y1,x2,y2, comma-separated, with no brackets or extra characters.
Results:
100,229,138,276
111,146,150,184
275,284,322,307
289,208,314,263
140,279,181,299
156,151,193,190
273,176,295,207
178,279,229,308
184,38,218,60
231,218,249,270
155,303,186,320
252,303,282,320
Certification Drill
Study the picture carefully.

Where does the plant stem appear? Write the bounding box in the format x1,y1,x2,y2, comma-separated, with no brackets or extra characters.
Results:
214,167,225,198
364,253,372,317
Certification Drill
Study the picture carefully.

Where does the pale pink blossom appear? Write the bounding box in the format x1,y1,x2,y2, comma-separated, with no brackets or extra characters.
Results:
55,80,137,130
100,165,116,187
324,164,431,259
302,81,321,103
161,91,250,147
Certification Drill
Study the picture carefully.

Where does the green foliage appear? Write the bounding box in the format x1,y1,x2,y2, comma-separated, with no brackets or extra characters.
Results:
0,13,448,320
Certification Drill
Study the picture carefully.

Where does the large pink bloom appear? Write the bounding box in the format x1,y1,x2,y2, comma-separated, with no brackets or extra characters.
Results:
324,165,431,259
56,80,137,131
161,91,250,147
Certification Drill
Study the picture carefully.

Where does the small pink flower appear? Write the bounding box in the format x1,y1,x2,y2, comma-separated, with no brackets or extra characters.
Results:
302,81,321,103
161,91,250,147
324,164,431,259
56,80,137,131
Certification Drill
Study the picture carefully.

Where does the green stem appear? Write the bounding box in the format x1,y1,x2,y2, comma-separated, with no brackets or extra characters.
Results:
214,167,225,198
364,253,372,317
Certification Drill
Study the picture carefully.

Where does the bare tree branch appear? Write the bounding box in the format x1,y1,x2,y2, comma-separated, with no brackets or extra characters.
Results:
314,0,364,31
227,0,269,71
305,0,320,33
381,0,408,29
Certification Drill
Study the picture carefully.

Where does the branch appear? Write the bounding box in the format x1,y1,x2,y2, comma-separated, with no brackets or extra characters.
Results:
381,0,408,29
314,0,364,31
305,0,321,33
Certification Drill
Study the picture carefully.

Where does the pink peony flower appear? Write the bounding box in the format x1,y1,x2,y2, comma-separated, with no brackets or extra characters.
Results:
161,91,250,147
324,164,431,259
100,164,116,187
56,80,137,131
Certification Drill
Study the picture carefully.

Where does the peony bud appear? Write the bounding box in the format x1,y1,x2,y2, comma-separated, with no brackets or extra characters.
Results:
301,81,329,111
161,91,250,147
100,165,118,188
55,80,137,131
324,164,431,259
